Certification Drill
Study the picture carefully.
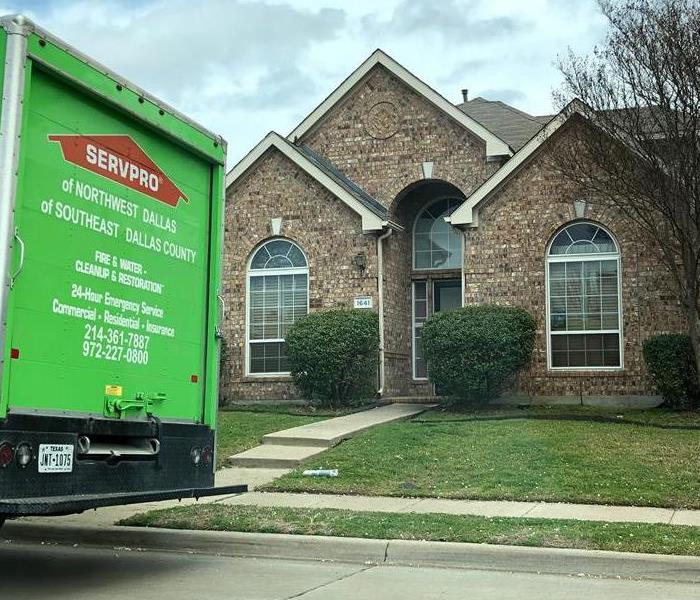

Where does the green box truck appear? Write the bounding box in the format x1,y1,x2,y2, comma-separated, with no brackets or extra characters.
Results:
0,15,244,523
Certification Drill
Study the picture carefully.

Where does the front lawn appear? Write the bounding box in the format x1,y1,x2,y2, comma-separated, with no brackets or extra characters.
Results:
120,504,700,557
262,408,700,508
216,409,323,468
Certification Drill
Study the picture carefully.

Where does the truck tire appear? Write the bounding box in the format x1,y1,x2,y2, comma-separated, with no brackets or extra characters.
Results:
0,515,5,529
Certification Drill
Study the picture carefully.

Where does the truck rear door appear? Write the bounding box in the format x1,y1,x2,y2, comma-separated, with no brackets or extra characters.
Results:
2,51,217,424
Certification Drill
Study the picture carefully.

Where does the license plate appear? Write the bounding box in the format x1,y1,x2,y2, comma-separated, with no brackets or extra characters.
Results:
38,444,74,473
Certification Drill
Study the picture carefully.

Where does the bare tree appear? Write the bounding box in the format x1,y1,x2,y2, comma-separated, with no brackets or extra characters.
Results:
553,0,700,388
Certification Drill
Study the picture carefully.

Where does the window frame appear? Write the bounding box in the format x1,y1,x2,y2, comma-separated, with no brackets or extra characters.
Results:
245,239,309,377
545,223,624,372
412,280,429,381
412,196,463,271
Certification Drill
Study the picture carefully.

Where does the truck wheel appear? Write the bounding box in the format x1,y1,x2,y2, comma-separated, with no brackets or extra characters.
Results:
0,515,5,529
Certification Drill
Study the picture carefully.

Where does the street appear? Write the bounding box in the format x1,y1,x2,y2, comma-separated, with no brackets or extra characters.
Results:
1,534,698,600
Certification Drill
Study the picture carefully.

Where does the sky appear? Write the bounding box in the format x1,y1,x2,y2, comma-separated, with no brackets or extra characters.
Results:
4,0,608,165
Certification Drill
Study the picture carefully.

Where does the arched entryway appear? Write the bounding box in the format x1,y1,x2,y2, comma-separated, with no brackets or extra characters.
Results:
382,180,467,396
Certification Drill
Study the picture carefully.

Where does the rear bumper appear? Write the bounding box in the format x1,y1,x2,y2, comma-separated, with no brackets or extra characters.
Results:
0,484,247,516
0,412,235,514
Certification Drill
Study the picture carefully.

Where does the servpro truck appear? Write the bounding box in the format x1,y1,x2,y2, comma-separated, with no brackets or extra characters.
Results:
0,15,244,523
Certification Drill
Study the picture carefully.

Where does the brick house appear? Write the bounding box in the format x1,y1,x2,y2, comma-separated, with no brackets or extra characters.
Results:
221,49,684,405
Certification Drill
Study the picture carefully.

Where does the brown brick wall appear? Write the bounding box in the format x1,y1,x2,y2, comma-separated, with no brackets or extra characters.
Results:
222,64,682,404
298,64,493,397
302,65,488,207
464,129,686,400
221,149,379,402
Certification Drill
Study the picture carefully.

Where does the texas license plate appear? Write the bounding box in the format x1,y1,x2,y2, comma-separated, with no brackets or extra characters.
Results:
38,444,74,473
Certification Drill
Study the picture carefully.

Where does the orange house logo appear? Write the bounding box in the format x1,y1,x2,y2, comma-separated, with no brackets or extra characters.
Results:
49,134,188,207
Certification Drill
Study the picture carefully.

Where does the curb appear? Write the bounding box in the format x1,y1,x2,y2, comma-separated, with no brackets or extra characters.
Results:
4,521,700,583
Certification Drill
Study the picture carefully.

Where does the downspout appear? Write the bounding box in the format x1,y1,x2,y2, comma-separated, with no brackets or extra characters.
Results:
376,227,394,397
460,229,466,307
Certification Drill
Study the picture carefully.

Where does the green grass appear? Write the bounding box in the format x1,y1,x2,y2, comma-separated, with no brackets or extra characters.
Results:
262,408,700,508
120,504,700,557
215,410,323,469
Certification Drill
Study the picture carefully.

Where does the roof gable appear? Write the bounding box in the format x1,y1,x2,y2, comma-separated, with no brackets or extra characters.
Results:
226,132,389,232
288,50,512,158
449,100,587,227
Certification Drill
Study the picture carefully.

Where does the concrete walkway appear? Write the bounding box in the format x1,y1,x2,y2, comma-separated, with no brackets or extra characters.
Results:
220,491,700,527
229,403,431,468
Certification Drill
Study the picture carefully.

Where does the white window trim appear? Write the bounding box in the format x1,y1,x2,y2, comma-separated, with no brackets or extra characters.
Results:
412,281,429,381
545,229,624,372
412,197,464,271
245,240,310,377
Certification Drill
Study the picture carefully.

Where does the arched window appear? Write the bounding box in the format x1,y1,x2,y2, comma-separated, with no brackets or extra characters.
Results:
547,222,622,369
247,239,308,375
413,198,463,269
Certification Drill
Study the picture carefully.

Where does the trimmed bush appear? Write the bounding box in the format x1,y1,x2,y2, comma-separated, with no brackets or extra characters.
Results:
421,305,536,403
286,309,380,407
643,334,699,410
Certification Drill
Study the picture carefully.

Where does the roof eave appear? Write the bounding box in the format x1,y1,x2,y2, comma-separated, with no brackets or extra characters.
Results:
287,49,512,159
226,132,387,232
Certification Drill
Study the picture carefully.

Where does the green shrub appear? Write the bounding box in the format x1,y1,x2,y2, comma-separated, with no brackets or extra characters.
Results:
643,334,699,410
286,309,380,407
421,305,536,403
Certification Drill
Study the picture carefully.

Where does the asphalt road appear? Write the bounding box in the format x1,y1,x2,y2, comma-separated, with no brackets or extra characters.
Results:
1,538,699,600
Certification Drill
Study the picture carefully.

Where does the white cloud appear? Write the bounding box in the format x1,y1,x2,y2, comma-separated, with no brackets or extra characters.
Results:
4,0,607,164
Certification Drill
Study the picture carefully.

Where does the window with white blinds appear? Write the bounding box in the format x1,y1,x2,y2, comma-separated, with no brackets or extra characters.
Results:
247,240,308,375
547,223,622,369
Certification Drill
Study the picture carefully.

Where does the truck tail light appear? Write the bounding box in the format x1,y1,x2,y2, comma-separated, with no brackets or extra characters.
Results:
0,442,13,468
15,442,33,468
201,446,213,466
190,447,202,466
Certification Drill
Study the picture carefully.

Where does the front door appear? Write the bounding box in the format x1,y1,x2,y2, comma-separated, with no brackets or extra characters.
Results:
412,278,461,380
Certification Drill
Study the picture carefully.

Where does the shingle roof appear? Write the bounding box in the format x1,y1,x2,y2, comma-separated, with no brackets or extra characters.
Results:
457,97,550,151
295,143,388,219
458,98,668,149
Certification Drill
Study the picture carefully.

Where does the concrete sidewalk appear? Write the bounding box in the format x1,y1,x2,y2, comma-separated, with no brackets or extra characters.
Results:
230,403,431,468
220,491,700,527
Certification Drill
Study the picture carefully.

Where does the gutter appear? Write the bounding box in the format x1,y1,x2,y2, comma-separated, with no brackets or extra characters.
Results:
376,227,394,397
461,229,466,307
